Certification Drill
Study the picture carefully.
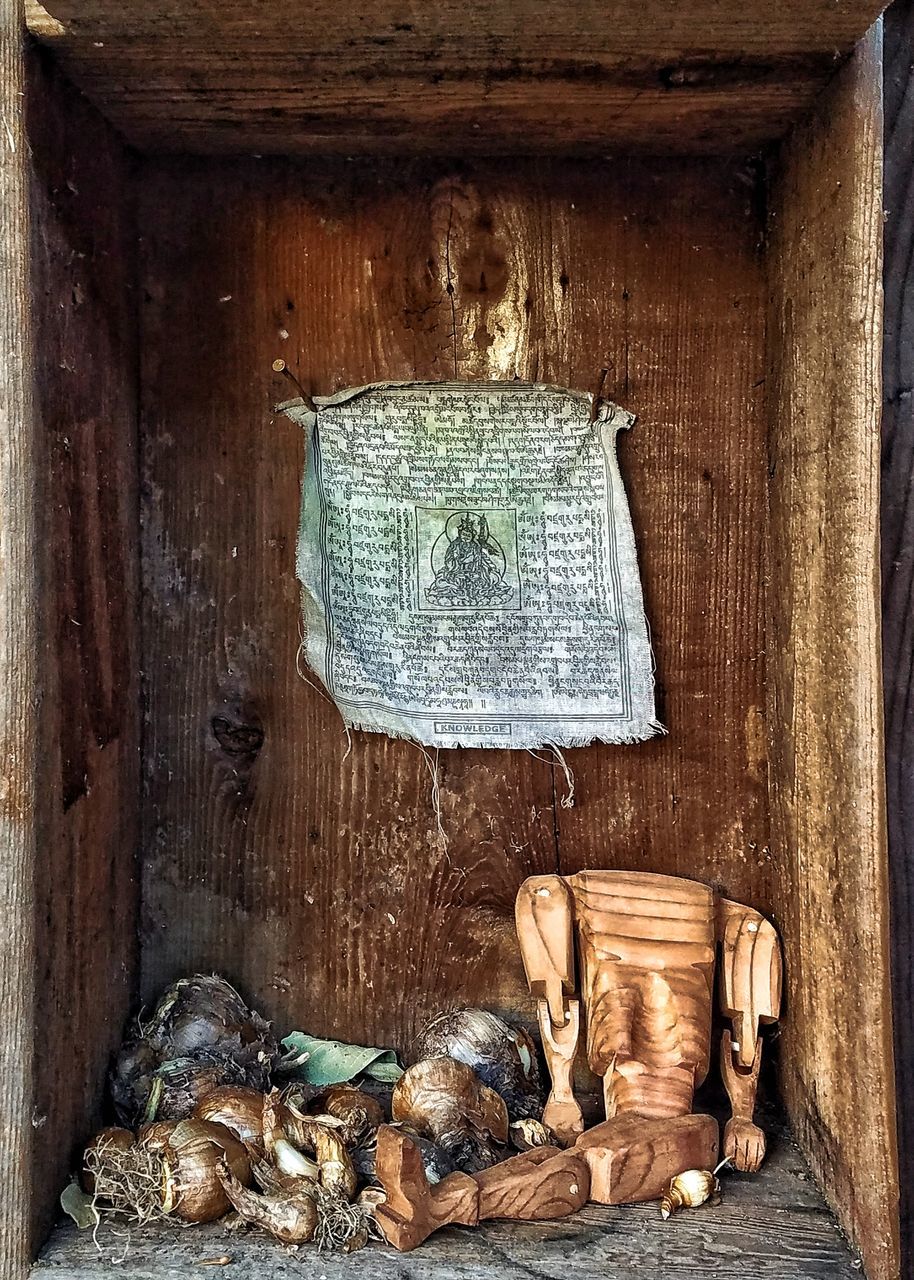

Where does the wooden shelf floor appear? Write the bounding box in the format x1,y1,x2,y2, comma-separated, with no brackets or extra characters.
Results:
34,1122,861,1280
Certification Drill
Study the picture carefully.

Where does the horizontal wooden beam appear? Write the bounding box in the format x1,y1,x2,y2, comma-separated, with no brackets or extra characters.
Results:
26,0,888,154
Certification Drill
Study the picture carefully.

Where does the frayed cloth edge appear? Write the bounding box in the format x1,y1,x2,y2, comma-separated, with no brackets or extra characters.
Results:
330,716,667,751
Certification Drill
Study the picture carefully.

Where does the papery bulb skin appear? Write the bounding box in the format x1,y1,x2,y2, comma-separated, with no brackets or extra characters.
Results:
392,1057,509,1173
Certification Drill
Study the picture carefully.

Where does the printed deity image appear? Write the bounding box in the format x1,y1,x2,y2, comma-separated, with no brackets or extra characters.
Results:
420,509,519,610
283,382,662,751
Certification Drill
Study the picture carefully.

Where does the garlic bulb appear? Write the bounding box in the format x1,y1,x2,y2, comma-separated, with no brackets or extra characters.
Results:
411,1009,542,1120
194,1086,265,1147
659,1168,720,1219
163,1119,252,1223
392,1058,508,1172
218,1162,317,1244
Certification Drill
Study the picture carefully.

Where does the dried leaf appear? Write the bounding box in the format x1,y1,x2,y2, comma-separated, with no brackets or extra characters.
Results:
60,1179,99,1230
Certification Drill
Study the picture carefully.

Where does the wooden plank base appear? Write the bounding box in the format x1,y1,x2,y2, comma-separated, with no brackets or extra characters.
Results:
34,1119,862,1279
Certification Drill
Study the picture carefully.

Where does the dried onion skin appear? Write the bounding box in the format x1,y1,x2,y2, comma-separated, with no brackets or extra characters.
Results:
193,1086,265,1147
110,975,277,1124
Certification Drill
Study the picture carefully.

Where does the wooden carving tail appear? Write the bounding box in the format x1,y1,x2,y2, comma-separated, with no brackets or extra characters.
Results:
373,1126,478,1251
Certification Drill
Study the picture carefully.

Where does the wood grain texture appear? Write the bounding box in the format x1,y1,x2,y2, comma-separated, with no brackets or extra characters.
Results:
576,1112,718,1204
137,159,562,1047
375,1128,478,1251
475,1146,590,1221
881,0,914,1271
24,43,141,1255
551,167,771,915
24,0,889,157
0,3,40,1277
137,156,768,1064
35,1120,864,1278
766,27,899,1280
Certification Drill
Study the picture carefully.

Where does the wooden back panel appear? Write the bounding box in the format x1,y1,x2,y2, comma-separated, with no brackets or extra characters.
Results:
137,154,769,1049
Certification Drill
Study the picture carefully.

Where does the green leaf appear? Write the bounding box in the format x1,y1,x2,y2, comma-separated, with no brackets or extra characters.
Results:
278,1033,402,1086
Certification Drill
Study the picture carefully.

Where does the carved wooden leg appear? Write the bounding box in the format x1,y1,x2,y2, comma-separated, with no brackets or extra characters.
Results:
573,1112,719,1204
374,1129,592,1251
538,997,585,1145
373,1127,478,1251
720,1029,766,1172
475,1146,591,1221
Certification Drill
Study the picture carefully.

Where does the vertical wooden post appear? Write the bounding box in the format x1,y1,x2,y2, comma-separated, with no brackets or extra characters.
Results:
882,0,914,1269
767,24,900,1280
0,0,38,1276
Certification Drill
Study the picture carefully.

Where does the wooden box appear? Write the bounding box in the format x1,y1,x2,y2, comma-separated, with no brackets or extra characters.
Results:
0,2,899,1277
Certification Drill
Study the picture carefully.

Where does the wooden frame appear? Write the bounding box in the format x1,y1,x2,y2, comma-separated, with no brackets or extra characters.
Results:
0,3,900,1278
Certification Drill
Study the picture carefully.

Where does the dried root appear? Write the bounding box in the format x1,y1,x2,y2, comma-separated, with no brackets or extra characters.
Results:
312,1186,377,1253
84,1137,168,1227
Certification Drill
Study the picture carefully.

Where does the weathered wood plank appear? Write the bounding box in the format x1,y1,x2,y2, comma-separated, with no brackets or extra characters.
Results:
766,27,899,1280
137,156,767,1056
137,159,561,1049
25,0,889,156
33,1125,863,1279
0,4,40,1277
881,1,914,1271
553,163,770,917
26,44,141,1255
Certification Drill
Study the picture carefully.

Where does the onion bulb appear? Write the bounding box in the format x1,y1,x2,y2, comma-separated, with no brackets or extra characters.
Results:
110,975,277,1124
194,1086,265,1148
411,1008,542,1120
161,1119,252,1223
319,1085,384,1146
82,1118,251,1226
82,1127,135,1194
137,1120,178,1152
262,1090,319,1181
217,1161,317,1244
392,1057,508,1172
313,1127,358,1200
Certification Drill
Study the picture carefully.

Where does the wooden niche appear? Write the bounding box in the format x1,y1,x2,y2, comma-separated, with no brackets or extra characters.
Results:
1,2,899,1280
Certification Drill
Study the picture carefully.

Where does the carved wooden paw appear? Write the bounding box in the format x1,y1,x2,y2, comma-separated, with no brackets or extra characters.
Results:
723,1118,766,1173
543,1096,585,1147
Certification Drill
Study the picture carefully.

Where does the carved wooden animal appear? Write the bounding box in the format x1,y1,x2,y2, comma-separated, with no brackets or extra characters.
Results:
516,870,781,1183
375,871,781,1250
